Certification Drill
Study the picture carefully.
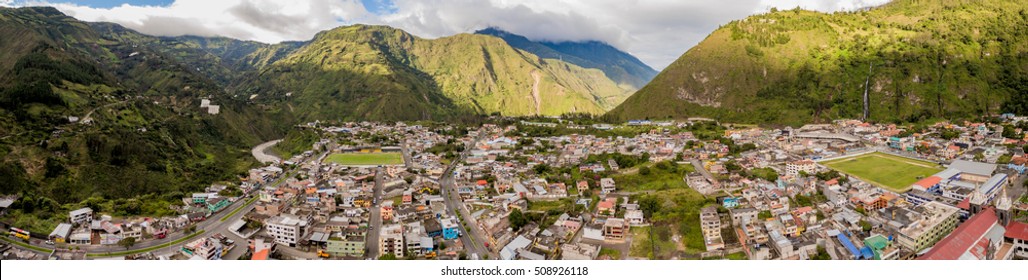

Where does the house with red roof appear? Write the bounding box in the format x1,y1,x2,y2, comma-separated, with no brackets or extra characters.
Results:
1004,221,1028,259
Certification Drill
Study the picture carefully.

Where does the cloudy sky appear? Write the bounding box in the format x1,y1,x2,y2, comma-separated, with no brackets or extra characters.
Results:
2,0,892,69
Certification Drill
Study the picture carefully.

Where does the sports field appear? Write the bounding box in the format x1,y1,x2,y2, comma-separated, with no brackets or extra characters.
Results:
324,152,404,166
820,152,942,193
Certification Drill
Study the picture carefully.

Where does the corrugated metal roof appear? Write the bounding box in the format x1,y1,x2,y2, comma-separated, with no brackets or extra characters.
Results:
950,160,996,177
837,234,861,258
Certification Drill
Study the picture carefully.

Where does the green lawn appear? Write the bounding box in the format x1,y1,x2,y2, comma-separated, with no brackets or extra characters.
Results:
598,247,621,260
613,162,695,192
821,153,942,192
324,152,404,166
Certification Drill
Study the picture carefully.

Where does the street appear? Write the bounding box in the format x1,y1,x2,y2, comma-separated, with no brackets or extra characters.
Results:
438,132,498,260
365,167,385,259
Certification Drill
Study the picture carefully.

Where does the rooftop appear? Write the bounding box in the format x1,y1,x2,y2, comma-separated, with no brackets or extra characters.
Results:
918,208,1000,260
893,201,960,238
949,160,996,177
1004,221,1028,240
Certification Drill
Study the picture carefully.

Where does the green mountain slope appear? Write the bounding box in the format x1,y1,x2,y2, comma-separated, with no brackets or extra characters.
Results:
233,25,631,120
0,7,289,232
475,27,658,91
610,0,1028,126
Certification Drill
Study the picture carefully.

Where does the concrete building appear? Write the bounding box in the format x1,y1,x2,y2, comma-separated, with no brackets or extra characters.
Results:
888,201,961,252
918,207,1006,260
1005,222,1028,259
441,217,460,240
625,209,645,226
182,237,223,260
325,232,366,257
730,207,759,226
69,207,93,225
560,243,599,260
600,178,616,195
602,218,629,240
265,215,305,247
785,160,817,176
380,224,405,258
701,206,724,251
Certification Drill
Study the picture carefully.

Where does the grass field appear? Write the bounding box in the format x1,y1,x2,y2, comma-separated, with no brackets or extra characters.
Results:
821,153,942,193
324,152,404,166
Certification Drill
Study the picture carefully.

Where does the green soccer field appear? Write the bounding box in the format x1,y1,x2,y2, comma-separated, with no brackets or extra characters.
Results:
324,152,404,166
821,153,943,193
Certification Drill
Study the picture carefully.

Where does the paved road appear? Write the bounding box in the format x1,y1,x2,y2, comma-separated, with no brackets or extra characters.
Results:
365,167,384,259
252,139,283,164
689,159,719,188
439,132,497,259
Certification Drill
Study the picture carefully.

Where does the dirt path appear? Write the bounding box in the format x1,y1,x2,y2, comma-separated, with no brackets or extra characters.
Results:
252,139,283,163
530,70,541,115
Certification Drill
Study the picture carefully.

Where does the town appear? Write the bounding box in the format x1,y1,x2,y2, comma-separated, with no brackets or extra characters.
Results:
3,116,1028,261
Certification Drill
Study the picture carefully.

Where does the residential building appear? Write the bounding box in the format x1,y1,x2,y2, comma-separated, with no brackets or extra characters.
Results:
265,215,304,247
182,238,223,260
560,243,599,260
69,207,92,225
380,224,405,258
326,232,366,257
888,201,961,252
441,218,460,240
625,209,645,226
785,160,816,176
602,218,629,240
701,206,724,251
600,178,616,195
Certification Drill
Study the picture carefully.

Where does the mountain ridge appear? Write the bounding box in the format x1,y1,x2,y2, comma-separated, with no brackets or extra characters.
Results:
475,27,658,91
609,0,1028,126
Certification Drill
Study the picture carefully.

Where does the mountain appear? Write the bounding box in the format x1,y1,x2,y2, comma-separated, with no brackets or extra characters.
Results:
476,27,658,91
0,7,289,232
232,25,633,120
609,0,1028,126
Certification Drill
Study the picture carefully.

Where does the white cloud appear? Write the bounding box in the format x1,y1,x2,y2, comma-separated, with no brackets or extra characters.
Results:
46,0,372,42
12,0,891,69
1,0,16,7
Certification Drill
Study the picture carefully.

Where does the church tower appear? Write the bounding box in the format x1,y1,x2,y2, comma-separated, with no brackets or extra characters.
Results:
996,185,1013,226
969,188,986,215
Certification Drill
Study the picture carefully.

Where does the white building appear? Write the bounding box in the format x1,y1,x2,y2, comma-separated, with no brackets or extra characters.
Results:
600,178,616,195
265,215,304,247
69,207,93,225
785,160,817,176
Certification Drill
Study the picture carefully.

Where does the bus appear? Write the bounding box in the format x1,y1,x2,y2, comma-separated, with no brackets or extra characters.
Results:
9,227,30,241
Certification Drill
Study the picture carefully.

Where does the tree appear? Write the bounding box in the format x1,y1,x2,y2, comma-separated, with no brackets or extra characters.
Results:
639,166,651,176
859,220,873,232
118,237,136,250
185,224,197,234
758,210,773,220
378,253,398,260
509,208,528,231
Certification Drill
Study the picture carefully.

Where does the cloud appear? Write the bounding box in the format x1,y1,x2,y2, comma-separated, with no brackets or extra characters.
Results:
13,0,891,69
45,0,372,42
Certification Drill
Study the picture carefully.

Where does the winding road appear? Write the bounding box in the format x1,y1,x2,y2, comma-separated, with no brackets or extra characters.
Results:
252,139,283,164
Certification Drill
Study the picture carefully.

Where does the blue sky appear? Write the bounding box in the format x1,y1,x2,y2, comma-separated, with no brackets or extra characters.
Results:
8,0,893,69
